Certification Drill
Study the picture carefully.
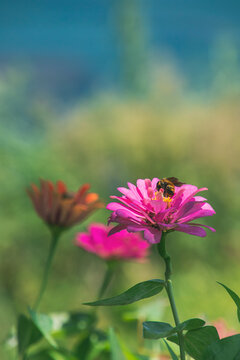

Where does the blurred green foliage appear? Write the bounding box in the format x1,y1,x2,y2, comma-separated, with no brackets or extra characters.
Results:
1,55,240,359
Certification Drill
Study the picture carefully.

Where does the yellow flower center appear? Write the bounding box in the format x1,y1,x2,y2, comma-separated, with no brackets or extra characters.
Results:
151,191,158,200
163,196,172,208
151,191,173,208
163,197,172,203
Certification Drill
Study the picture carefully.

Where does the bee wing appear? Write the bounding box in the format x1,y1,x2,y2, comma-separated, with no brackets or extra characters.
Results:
166,177,185,187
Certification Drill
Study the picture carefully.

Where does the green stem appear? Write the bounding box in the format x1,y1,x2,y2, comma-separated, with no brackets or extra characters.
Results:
33,227,61,310
157,232,185,360
97,262,115,300
18,228,61,360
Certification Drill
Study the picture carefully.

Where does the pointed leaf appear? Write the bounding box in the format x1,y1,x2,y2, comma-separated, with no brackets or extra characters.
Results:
218,282,240,322
87,341,109,360
84,280,165,306
203,334,240,360
143,318,205,339
143,322,173,339
109,328,126,360
167,334,178,345
163,339,178,360
74,334,91,360
176,318,206,332
28,308,57,348
168,326,220,360
17,314,42,355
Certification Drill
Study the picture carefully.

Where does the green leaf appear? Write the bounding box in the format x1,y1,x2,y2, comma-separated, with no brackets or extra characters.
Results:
87,340,109,360
27,350,54,360
109,328,126,360
121,344,148,360
143,322,173,339
51,311,96,337
84,279,165,306
28,308,57,348
74,329,108,360
143,318,205,339
122,298,166,323
167,334,178,345
74,335,91,360
203,334,240,360
28,349,78,360
218,282,240,322
62,312,96,334
168,326,220,360
163,339,178,360
176,318,206,332
17,314,42,355
108,328,146,360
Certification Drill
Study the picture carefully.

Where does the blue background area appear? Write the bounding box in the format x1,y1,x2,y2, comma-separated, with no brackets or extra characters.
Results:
0,0,239,96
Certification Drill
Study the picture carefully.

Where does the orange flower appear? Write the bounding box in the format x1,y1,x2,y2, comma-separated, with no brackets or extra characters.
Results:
27,179,104,229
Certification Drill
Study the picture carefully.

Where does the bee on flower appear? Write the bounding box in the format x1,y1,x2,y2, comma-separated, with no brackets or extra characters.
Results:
107,178,215,244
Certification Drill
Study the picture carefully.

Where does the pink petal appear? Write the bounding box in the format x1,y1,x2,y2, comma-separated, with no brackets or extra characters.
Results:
109,197,157,226
76,233,96,252
173,184,198,202
89,224,107,245
174,185,208,208
194,196,207,202
151,178,160,190
108,224,126,236
175,224,207,237
127,225,151,232
110,195,147,213
127,182,143,201
117,186,138,201
144,229,162,244
177,202,216,223
188,223,216,232
150,199,167,214
109,212,142,226
106,201,144,217
136,179,149,198
116,209,144,221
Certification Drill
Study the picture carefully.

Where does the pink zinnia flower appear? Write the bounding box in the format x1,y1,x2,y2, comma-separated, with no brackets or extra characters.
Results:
107,178,216,244
75,223,150,261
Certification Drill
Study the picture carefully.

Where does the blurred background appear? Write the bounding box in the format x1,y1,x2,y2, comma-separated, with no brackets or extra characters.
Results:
1,0,240,358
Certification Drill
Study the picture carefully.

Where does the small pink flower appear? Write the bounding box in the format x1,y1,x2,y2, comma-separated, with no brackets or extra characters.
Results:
213,319,237,339
107,178,216,244
75,223,150,261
